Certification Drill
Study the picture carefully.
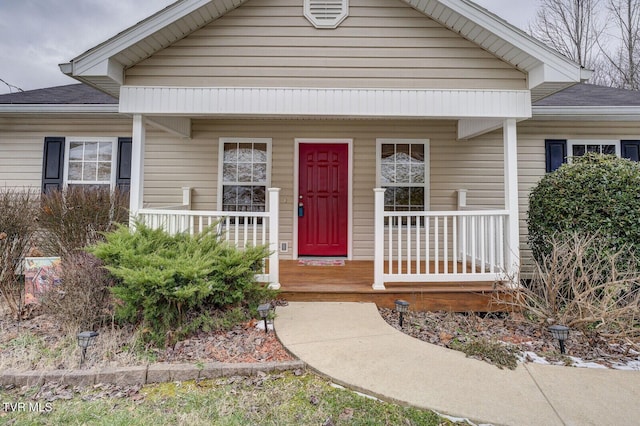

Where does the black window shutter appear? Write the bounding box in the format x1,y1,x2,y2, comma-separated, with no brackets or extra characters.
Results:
41,137,65,193
621,140,640,162
545,139,567,172
116,137,132,192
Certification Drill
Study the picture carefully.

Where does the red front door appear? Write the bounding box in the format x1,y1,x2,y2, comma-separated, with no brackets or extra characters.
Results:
298,143,348,257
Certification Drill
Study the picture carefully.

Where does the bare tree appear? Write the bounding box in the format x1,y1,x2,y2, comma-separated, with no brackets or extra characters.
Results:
598,0,640,89
0,78,23,93
530,0,604,69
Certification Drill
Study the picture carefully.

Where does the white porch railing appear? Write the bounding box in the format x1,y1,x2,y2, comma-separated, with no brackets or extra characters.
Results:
134,188,280,289
373,188,509,290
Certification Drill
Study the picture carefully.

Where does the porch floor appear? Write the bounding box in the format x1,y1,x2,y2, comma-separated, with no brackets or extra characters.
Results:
276,260,502,312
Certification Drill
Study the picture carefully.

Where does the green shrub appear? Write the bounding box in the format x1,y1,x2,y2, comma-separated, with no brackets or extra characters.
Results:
39,187,129,256
528,153,640,263
89,223,274,346
0,188,38,317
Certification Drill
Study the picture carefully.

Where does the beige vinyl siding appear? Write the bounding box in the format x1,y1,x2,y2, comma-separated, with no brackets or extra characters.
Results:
143,119,507,260
125,0,526,90
516,120,640,275
0,115,130,188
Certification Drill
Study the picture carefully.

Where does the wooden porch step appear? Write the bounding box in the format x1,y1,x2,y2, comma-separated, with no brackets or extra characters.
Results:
275,260,504,312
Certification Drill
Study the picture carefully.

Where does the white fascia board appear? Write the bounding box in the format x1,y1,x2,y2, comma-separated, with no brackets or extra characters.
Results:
0,104,119,114
532,106,640,121
406,0,582,84
69,0,244,77
119,86,532,119
71,58,124,84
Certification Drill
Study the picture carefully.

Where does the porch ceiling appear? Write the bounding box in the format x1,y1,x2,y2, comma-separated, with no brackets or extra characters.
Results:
119,86,532,121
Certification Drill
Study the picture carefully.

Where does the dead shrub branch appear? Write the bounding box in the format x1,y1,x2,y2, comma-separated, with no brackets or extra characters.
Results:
496,233,640,344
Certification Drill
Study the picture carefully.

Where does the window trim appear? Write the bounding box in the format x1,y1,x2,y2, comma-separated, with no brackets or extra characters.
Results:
376,139,430,211
217,137,272,211
63,136,118,189
567,139,621,160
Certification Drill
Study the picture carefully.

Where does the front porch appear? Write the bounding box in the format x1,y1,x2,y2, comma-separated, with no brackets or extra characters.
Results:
134,184,513,311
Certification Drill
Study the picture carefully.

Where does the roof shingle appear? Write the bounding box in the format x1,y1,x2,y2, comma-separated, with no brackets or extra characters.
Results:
534,83,640,107
0,84,117,105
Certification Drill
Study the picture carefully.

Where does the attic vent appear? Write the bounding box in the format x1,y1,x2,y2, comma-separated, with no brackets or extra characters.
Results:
304,0,349,29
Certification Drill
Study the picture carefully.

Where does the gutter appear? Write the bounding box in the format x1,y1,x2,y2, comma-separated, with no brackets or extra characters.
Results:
0,104,119,114
532,105,640,121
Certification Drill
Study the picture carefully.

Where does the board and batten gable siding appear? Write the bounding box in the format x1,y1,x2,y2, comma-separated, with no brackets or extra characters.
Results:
125,0,527,90
0,115,131,188
142,119,506,260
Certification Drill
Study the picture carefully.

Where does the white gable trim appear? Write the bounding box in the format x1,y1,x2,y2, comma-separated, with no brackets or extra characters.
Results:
119,86,532,119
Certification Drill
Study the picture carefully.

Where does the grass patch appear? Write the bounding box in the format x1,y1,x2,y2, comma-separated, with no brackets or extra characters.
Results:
0,372,464,425
450,337,520,370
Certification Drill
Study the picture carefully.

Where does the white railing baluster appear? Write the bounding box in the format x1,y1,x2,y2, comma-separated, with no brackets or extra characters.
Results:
416,216,421,275
453,216,458,274
434,216,439,274
471,216,477,273
407,216,412,275
444,216,448,274
425,216,430,274
398,217,403,274
461,216,467,274
388,217,393,275
480,216,486,273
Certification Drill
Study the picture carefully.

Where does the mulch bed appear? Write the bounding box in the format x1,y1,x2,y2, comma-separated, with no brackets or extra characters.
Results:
0,306,294,371
378,308,640,369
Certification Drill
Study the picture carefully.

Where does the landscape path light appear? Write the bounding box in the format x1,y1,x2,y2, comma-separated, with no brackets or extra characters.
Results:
258,303,272,334
548,324,570,354
395,300,409,327
77,331,99,366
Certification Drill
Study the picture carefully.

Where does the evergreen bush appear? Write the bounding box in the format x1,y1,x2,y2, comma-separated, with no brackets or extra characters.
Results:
528,153,640,264
90,223,274,345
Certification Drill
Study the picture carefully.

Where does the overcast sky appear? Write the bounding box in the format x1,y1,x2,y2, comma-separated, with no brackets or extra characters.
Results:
0,0,540,95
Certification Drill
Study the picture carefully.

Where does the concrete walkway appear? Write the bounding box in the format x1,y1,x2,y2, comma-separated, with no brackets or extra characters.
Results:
275,302,640,426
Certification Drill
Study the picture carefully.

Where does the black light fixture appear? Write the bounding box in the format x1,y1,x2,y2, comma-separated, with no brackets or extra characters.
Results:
258,303,271,334
395,300,409,327
548,324,570,354
77,331,99,366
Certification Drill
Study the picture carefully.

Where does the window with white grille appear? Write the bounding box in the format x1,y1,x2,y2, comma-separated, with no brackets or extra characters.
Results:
304,0,349,29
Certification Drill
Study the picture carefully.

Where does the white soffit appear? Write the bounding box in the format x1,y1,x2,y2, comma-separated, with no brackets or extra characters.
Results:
119,86,532,119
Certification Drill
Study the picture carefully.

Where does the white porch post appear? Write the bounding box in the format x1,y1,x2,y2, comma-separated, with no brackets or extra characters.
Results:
373,188,386,290
503,118,520,276
129,114,146,225
268,188,281,290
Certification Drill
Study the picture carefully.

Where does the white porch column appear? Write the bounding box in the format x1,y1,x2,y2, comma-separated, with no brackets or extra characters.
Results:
503,118,520,276
268,188,281,290
129,114,146,225
373,188,386,290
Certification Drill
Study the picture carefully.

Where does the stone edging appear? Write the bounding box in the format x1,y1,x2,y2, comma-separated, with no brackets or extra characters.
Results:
0,360,306,388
